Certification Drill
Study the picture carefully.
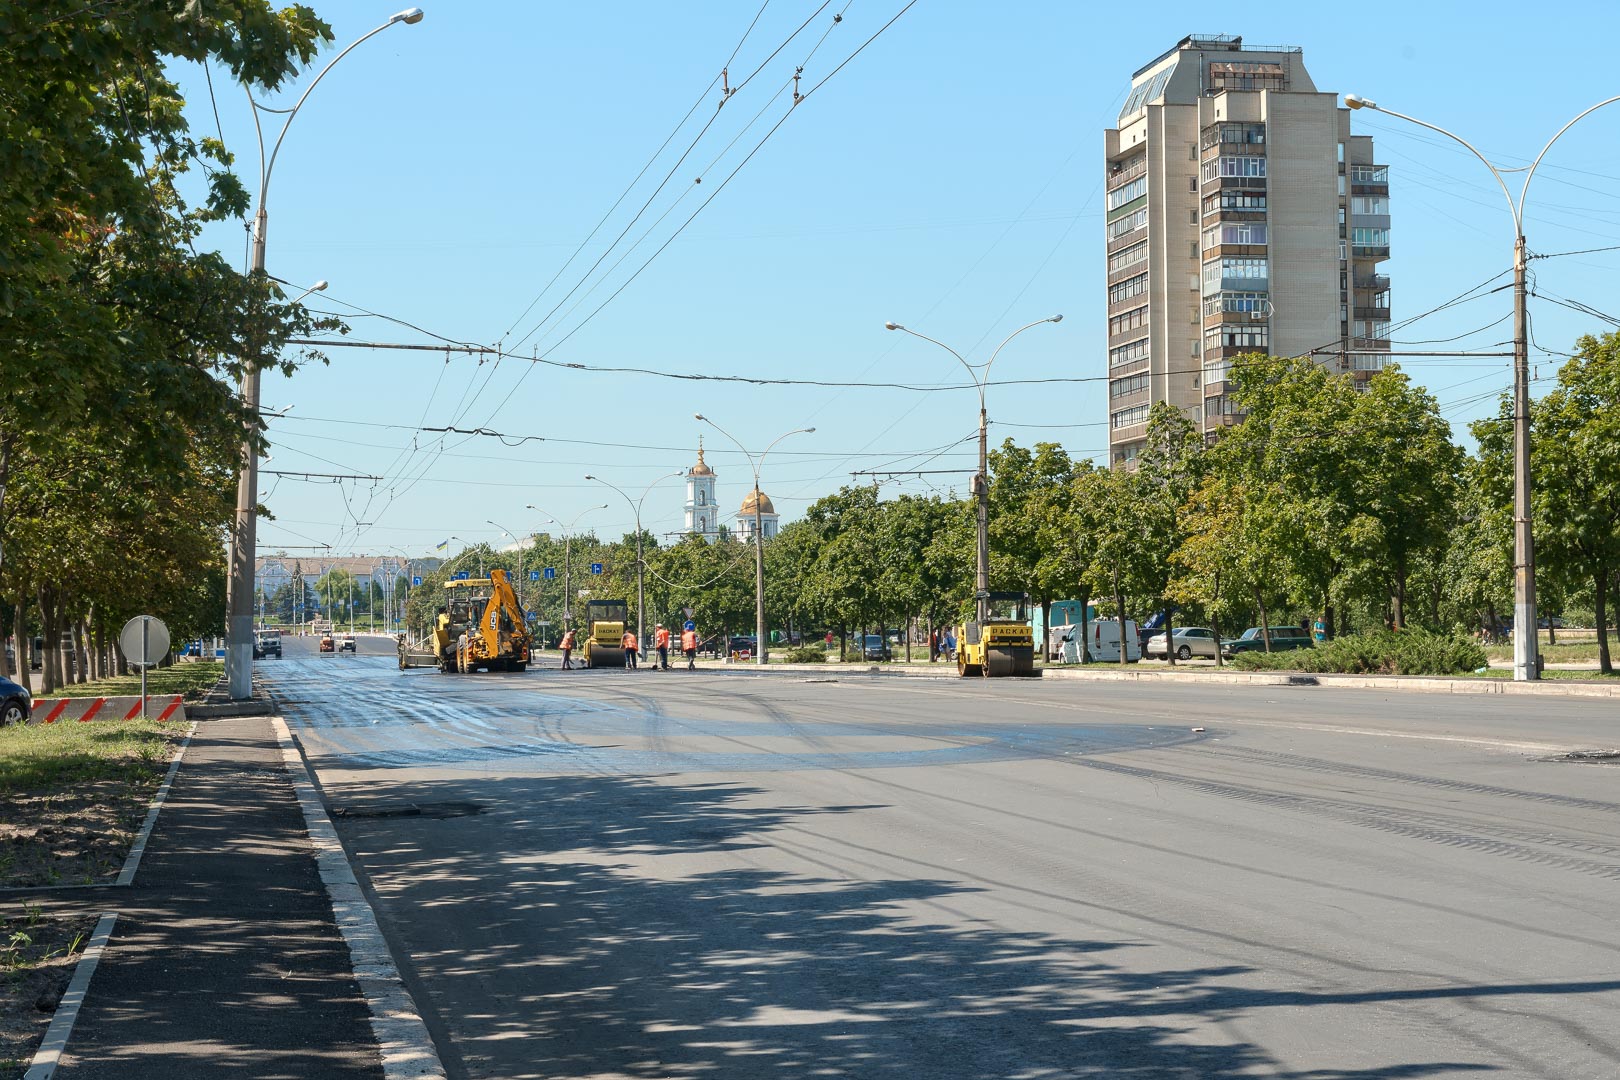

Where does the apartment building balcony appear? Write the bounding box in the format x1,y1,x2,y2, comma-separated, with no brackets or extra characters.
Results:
1107,226,1149,253
1107,259,1149,285
1106,159,1147,191
1350,165,1389,195
1201,175,1268,195
1351,243,1391,259
1353,273,1390,292
1201,242,1269,260
1353,304,1390,321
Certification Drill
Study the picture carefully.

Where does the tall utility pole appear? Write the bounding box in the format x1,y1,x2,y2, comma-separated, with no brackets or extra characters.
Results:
1344,93,1620,681
587,472,683,655
694,416,815,664
884,316,1063,624
224,7,425,699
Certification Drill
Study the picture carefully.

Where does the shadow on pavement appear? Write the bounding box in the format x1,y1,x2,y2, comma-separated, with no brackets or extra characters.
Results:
334,771,1506,1080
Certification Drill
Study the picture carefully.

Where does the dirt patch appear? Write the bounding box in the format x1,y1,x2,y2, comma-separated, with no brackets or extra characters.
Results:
0,778,163,888
0,911,97,1078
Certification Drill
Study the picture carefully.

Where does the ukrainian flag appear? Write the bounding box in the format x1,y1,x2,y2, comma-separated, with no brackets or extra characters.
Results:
435,539,449,552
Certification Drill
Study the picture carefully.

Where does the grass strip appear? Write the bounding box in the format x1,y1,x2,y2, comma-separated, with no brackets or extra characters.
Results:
41,660,221,701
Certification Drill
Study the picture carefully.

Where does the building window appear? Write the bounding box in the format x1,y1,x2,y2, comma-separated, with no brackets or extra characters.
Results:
1203,358,1232,384
1203,190,1267,215
1108,272,1149,305
1351,165,1390,184
1200,156,1267,183
1205,324,1270,351
1108,240,1148,274
1205,394,1242,416
1113,444,1141,466
1109,306,1149,336
1216,122,1266,145
1352,195,1390,216
1108,208,1148,240
1110,372,1150,399
1355,320,1391,340
1208,61,1285,92
697,491,705,505
1106,175,1147,211
1352,227,1391,247
1202,257,1268,293
1111,403,1151,429
1202,222,1267,249
1109,338,1149,368
1202,291,1269,317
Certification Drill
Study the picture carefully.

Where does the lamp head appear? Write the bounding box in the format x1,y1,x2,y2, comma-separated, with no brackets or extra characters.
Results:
693,413,705,420
311,280,329,292
804,427,817,434
584,474,596,480
391,7,425,24
1344,94,1373,110
884,321,902,331
1048,314,1063,323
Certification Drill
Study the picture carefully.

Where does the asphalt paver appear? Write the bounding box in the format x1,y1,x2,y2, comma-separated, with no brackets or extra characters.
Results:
44,715,383,1078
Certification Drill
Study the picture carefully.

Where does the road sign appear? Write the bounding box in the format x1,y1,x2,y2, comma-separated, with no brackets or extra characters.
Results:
684,620,695,632
412,576,422,587
453,571,470,580
543,567,556,580
529,570,540,581
590,562,603,575
119,615,171,721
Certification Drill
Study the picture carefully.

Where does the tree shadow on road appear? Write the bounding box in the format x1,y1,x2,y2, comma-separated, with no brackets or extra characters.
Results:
328,772,1527,1080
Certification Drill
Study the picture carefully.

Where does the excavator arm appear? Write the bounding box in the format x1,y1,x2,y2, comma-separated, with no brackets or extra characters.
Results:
476,569,530,660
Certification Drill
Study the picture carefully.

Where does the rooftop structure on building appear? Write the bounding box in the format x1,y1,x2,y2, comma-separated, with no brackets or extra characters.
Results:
684,438,721,542
1104,34,1390,465
736,488,780,540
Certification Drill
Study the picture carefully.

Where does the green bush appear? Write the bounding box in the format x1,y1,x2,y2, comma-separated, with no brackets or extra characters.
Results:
781,645,828,664
1231,630,1486,676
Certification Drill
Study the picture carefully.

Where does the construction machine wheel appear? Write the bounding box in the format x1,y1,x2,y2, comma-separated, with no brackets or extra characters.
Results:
512,661,527,673
957,651,981,678
985,645,1036,678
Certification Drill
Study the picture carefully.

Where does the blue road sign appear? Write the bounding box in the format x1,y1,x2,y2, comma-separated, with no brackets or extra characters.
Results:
543,567,556,580
590,562,603,575
411,576,422,587
453,571,471,580
529,570,540,581
684,620,695,632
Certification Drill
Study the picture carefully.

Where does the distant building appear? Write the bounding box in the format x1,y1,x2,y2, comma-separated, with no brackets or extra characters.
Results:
683,438,721,543
735,489,780,540
1104,34,1390,465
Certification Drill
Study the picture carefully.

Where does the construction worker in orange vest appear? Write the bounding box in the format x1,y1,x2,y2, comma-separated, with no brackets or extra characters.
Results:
655,624,671,670
680,626,698,670
560,628,576,669
621,627,639,669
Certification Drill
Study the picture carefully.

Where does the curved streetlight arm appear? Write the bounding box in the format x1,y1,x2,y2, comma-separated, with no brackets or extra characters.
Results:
985,315,1063,385
757,428,815,478
1520,95,1620,223
1345,97,1519,236
885,323,981,405
694,415,759,483
253,14,418,211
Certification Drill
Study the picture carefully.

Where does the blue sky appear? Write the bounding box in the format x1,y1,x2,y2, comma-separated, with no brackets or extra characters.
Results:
175,1,1620,558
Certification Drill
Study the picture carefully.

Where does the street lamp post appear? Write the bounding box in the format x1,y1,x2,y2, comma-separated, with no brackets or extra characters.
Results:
1344,94,1620,681
884,315,1063,624
224,7,425,700
586,472,683,657
526,505,608,633
693,416,814,665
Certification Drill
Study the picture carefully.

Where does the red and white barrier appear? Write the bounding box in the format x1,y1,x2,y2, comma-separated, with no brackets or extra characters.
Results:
28,695,186,724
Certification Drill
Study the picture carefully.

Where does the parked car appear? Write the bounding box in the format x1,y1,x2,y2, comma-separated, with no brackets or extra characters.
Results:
861,634,892,661
0,675,31,726
1145,626,1220,660
338,634,357,653
1222,626,1314,658
319,634,335,653
1087,618,1141,663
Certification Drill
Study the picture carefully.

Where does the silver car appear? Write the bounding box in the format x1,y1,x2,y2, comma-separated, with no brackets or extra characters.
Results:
1144,626,1219,660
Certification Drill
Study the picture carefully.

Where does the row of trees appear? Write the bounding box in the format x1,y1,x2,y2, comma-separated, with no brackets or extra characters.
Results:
399,335,1620,674
0,4,340,691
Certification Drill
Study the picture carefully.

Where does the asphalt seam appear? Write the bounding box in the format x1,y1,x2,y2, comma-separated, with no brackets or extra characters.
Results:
271,716,448,1080
23,911,117,1080
114,720,197,887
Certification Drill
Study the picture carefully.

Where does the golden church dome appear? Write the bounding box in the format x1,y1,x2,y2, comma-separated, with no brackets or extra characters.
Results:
740,488,776,516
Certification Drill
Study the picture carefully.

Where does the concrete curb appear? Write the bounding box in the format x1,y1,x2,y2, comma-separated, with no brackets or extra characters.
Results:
271,717,447,1080
710,662,1620,697
24,912,118,1080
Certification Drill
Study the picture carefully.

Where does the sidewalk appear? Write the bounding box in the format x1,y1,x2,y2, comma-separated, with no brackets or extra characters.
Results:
3,716,384,1078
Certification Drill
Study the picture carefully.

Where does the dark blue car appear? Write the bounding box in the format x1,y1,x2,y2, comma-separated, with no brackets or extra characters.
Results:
0,675,32,726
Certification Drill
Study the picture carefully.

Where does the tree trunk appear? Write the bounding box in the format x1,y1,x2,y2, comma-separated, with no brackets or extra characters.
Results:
1322,602,1336,643
72,619,88,684
1164,598,1177,667
1113,566,1128,667
1392,553,1408,631
1040,600,1050,665
1078,589,1092,664
1595,569,1611,676
1255,588,1272,653
0,604,8,681
904,615,912,663
0,430,15,578
12,597,27,686
1210,570,1224,669
38,587,56,694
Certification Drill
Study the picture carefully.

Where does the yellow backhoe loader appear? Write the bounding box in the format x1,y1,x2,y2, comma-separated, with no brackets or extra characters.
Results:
399,569,531,673
956,591,1039,678
580,599,629,669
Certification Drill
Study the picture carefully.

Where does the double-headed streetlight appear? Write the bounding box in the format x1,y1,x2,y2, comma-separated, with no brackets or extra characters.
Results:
1345,93,1620,681
586,472,684,655
225,7,426,700
693,416,814,665
884,315,1063,624
526,504,608,632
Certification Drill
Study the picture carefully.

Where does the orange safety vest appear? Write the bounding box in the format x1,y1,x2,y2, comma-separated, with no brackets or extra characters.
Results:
681,629,697,650
622,631,637,649
561,631,575,649
656,627,670,648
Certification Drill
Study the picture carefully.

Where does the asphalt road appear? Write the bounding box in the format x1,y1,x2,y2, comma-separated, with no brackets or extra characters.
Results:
265,645,1620,1080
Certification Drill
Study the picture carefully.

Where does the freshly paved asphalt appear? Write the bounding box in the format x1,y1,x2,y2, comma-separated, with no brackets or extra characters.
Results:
270,638,1620,1080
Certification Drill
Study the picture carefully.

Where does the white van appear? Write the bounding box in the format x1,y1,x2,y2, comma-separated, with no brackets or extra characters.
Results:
1086,618,1140,663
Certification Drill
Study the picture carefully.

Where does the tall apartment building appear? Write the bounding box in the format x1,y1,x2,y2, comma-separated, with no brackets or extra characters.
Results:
1103,35,1391,464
